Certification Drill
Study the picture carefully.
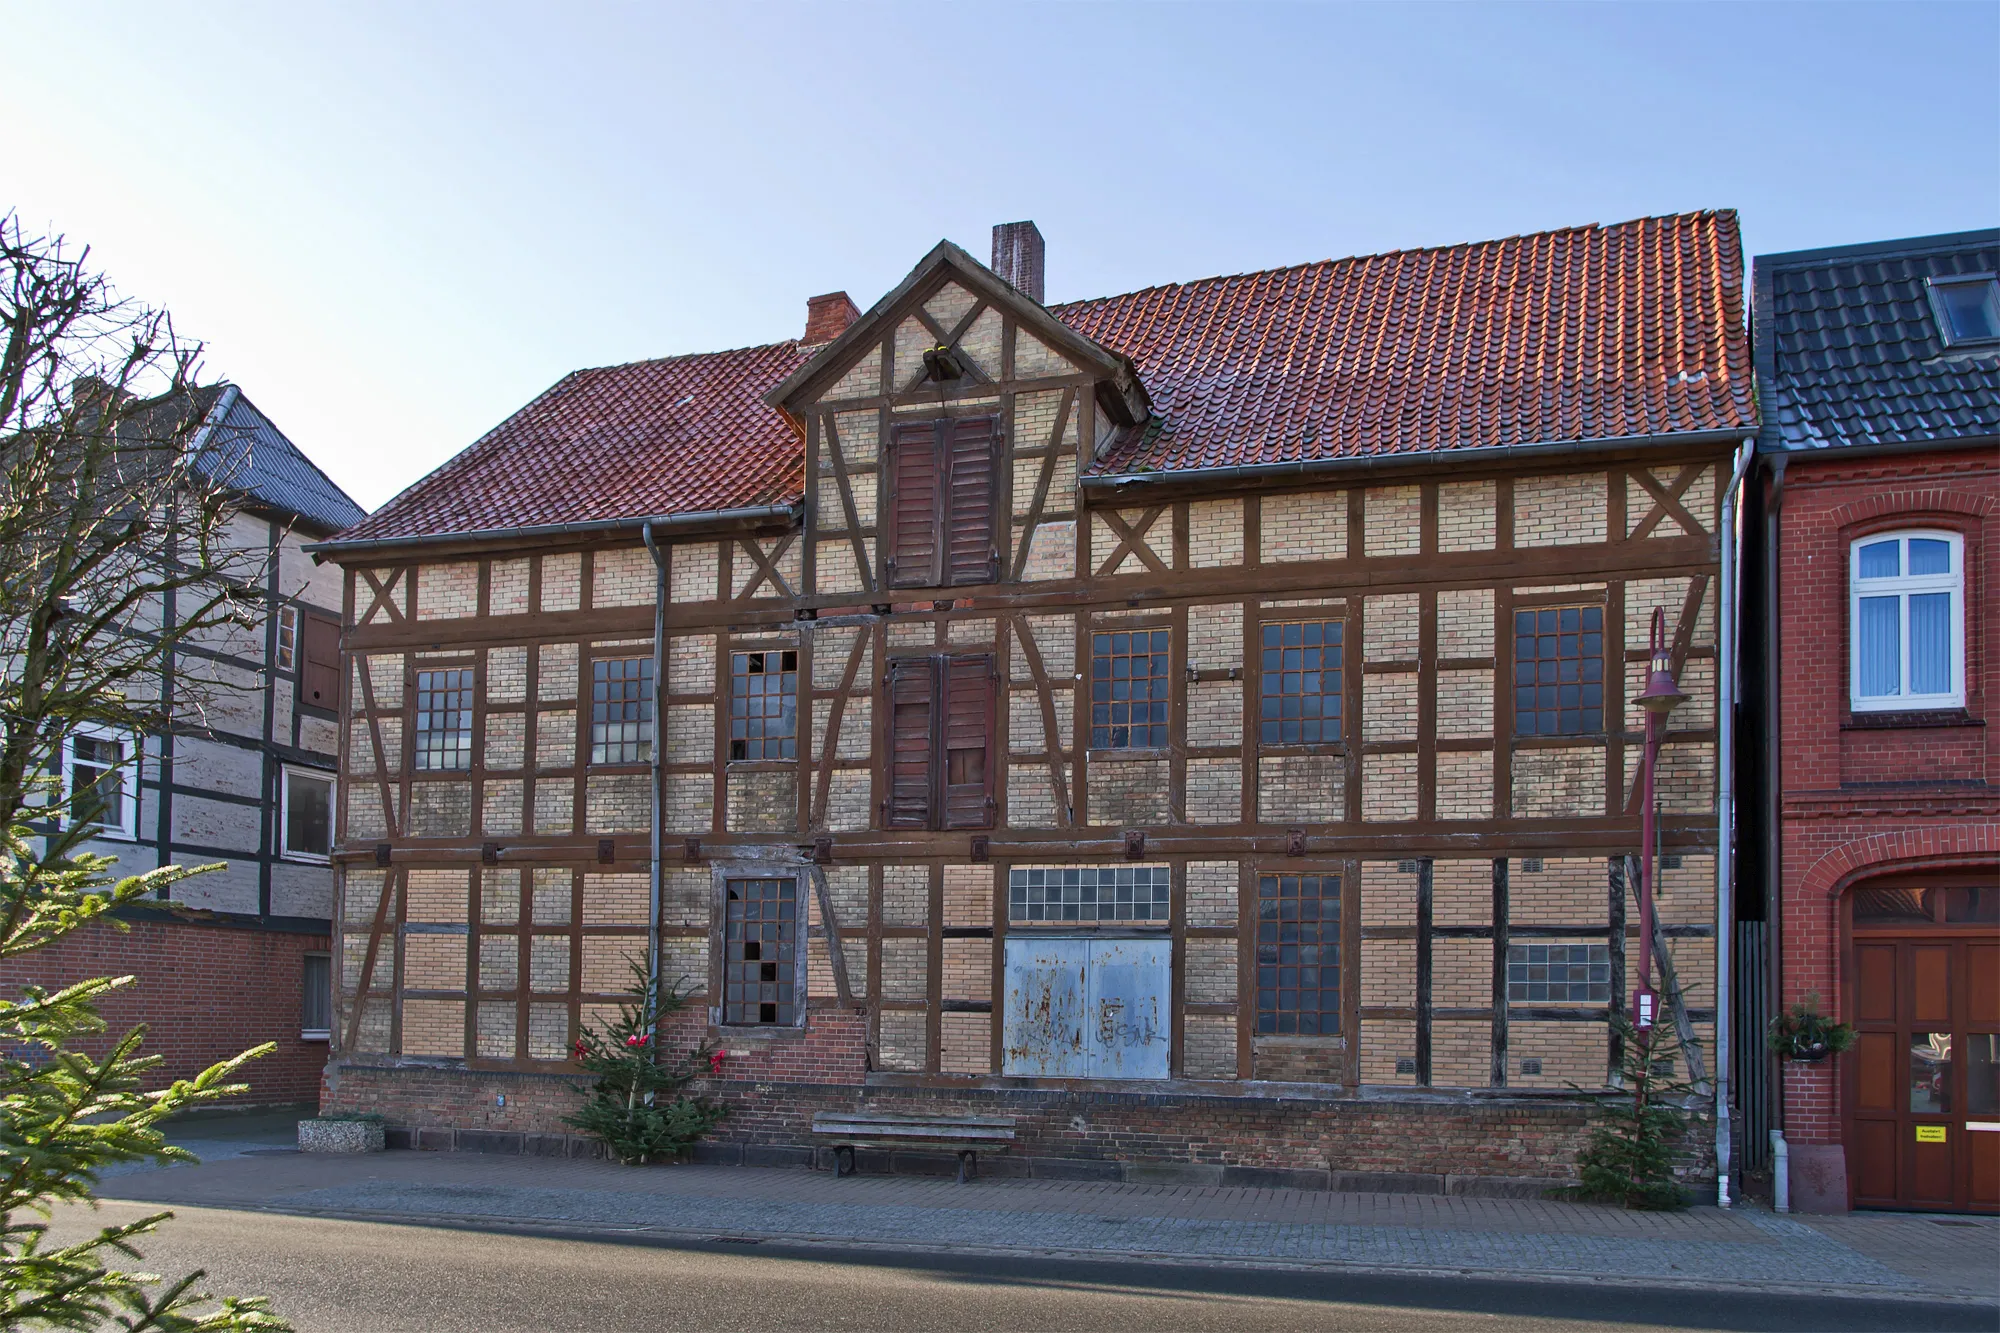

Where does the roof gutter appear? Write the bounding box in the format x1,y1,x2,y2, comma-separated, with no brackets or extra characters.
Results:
1082,427,1755,494
1755,433,1999,463
303,502,801,562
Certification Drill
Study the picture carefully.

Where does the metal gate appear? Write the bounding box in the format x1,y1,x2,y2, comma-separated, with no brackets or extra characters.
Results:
1002,937,1169,1079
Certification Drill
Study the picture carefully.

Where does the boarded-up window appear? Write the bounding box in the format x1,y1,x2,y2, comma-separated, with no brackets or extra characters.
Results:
881,653,996,830
300,611,341,711
886,415,999,588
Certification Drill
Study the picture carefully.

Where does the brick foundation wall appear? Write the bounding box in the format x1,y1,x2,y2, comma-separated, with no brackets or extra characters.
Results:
0,915,331,1106
320,1055,1608,1186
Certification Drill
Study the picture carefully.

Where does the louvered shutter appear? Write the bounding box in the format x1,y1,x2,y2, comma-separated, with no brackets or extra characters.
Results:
939,653,997,830
887,420,943,588
944,416,1000,586
300,611,341,711
883,656,936,829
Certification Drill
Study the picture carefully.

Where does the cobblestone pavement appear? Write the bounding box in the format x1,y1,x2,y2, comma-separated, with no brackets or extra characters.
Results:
105,1135,1999,1305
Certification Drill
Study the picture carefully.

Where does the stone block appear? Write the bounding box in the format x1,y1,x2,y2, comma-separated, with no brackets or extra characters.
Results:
299,1116,385,1153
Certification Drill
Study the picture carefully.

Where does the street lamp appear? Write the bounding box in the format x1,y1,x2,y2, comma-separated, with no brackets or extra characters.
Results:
1630,606,1686,1039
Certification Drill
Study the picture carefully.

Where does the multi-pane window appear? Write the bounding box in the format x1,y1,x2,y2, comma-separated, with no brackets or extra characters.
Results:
1512,605,1604,736
1090,630,1169,749
729,650,797,760
590,658,653,764
723,877,798,1025
1259,620,1343,744
1850,531,1963,710
67,732,134,838
1507,943,1610,1002
1009,866,1170,923
276,605,298,671
1255,874,1341,1035
413,669,474,771
282,767,333,859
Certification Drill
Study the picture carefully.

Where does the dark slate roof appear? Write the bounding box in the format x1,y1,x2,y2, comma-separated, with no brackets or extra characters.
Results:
1753,229,2000,453
191,385,368,534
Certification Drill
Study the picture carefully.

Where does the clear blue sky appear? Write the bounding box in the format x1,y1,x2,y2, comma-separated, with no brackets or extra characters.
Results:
4,2,1994,512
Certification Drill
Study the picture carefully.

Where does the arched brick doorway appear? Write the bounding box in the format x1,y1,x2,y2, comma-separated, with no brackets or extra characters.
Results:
1843,871,1999,1212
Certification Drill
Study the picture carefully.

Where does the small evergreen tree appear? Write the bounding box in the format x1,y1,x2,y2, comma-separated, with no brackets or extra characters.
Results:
1,821,287,1330
564,963,723,1165
1568,1016,1706,1210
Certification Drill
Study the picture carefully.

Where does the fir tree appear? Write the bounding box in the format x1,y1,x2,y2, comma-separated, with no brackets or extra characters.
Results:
564,962,723,1165
1,820,287,1329
1568,1015,1707,1210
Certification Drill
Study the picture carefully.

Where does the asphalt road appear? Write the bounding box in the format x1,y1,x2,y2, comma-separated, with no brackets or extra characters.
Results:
55,1201,1996,1333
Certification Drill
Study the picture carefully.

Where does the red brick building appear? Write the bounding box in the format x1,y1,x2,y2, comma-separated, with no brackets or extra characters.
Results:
1743,230,1999,1213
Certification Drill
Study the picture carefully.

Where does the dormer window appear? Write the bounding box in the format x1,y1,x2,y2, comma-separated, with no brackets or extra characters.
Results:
1929,275,2000,346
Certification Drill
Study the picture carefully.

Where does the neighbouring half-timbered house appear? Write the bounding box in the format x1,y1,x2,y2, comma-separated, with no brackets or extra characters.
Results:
310,212,1756,1188
0,384,363,1107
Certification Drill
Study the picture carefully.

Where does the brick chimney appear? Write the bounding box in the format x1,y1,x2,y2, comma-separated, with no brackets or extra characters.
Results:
991,221,1045,303
803,291,860,346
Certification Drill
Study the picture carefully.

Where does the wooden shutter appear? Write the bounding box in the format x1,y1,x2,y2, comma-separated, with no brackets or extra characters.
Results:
886,420,943,588
939,653,997,830
883,655,936,829
300,611,341,711
944,416,1000,587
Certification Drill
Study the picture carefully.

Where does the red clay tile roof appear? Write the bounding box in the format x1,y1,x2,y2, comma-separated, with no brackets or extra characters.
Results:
332,341,809,544
329,211,1752,546
1059,210,1754,476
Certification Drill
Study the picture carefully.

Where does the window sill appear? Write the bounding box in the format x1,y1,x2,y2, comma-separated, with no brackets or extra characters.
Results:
1256,743,1348,757
1086,748,1172,762
280,852,332,866
725,758,797,772
301,1030,331,1043
1843,709,1980,730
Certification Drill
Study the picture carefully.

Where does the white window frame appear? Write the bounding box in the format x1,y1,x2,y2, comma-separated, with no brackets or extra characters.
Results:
300,951,333,1041
1849,529,1966,712
280,765,336,863
61,725,140,841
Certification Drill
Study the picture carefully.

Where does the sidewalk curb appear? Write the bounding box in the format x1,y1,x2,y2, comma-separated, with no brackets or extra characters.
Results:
156,1197,1998,1310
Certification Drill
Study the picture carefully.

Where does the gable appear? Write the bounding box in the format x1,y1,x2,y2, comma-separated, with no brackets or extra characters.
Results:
769,241,1139,423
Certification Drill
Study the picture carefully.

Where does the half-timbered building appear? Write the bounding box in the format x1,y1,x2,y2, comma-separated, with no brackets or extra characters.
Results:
311,212,1756,1188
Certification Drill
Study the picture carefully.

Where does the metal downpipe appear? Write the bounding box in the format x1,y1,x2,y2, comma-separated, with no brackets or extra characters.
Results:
642,522,669,1020
1712,436,1744,1200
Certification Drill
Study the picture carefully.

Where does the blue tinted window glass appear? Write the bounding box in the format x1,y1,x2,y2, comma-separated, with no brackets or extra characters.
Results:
1909,539,1951,577
1857,540,1899,579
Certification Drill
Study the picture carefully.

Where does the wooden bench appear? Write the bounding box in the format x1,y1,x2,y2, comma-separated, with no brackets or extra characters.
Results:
811,1111,1016,1183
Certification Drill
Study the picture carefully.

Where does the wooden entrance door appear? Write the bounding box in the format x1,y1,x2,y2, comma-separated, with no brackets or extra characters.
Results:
1846,881,1999,1213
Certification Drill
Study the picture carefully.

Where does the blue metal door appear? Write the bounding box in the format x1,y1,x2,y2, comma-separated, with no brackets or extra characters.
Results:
1001,937,1089,1076
1002,937,1169,1078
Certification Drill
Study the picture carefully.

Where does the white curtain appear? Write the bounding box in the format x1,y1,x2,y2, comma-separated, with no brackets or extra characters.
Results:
1856,596,1901,698
1909,592,1951,696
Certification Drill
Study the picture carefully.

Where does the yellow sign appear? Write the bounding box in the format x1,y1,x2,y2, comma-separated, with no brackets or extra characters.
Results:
1916,1125,1947,1143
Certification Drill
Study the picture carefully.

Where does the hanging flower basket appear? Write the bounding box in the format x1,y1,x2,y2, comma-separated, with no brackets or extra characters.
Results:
1767,992,1856,1063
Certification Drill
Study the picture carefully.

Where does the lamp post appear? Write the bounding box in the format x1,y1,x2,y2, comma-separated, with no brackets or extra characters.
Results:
1631,606,1687,1041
